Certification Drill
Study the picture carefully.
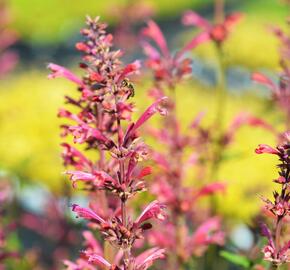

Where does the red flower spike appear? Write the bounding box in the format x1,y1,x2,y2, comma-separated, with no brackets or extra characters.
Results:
51,16,167,269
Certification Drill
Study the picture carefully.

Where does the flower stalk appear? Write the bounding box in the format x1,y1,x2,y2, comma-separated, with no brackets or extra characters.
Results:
49,16,167,270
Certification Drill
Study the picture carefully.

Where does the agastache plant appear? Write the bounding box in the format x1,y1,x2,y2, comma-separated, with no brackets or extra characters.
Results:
255,132,290,268
48,16,167,269
140,19,226,269
140,8,275,270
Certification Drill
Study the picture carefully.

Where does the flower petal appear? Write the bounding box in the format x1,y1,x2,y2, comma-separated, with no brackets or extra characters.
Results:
255,144,279,155
135,248,165,270
134,200,166,227
141,20,169,57
66,170,96,188
47,63,83,85
182,10,211,29
72,204,106,224
124,97,167,143
252,72,276,91
177,31,210,59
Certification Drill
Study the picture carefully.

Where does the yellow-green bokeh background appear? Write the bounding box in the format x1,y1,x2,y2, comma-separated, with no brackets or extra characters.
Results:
1,0,289,222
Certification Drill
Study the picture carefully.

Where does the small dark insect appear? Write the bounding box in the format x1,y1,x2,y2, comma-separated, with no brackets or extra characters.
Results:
119,225,132,238
121,78,135,98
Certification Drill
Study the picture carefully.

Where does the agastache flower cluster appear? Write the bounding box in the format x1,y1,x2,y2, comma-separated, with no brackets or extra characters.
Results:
140,20,226,269
140,20,209,90
48,16,167,269
255,132,290,267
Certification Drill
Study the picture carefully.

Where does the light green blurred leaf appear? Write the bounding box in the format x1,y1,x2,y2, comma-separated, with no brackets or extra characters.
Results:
220,251,251,268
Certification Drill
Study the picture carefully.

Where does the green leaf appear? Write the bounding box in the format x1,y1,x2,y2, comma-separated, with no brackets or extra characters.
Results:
220,251,251,269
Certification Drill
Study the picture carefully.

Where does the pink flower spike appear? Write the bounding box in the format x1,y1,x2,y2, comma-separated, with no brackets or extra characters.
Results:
134,200,166,227
251,72,276,91
72,204,106,224
255,144,279,155
135,248,166,270
182,10,211,29
47,63,83,85
141,20,169,57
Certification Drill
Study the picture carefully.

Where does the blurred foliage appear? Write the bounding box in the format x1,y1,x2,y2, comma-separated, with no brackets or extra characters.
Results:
0,72,67,191
1,0,288,223
188,19,281,70
0,71,280,221
7,0,287,45
7,0,212,43
181,0,289,69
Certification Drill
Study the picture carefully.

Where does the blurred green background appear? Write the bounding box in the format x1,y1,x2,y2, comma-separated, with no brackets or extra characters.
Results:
1,0,289,222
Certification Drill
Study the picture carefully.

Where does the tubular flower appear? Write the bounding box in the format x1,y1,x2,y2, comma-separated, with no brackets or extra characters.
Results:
49,16,167,269
182,10,243,45
140,20,208,88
